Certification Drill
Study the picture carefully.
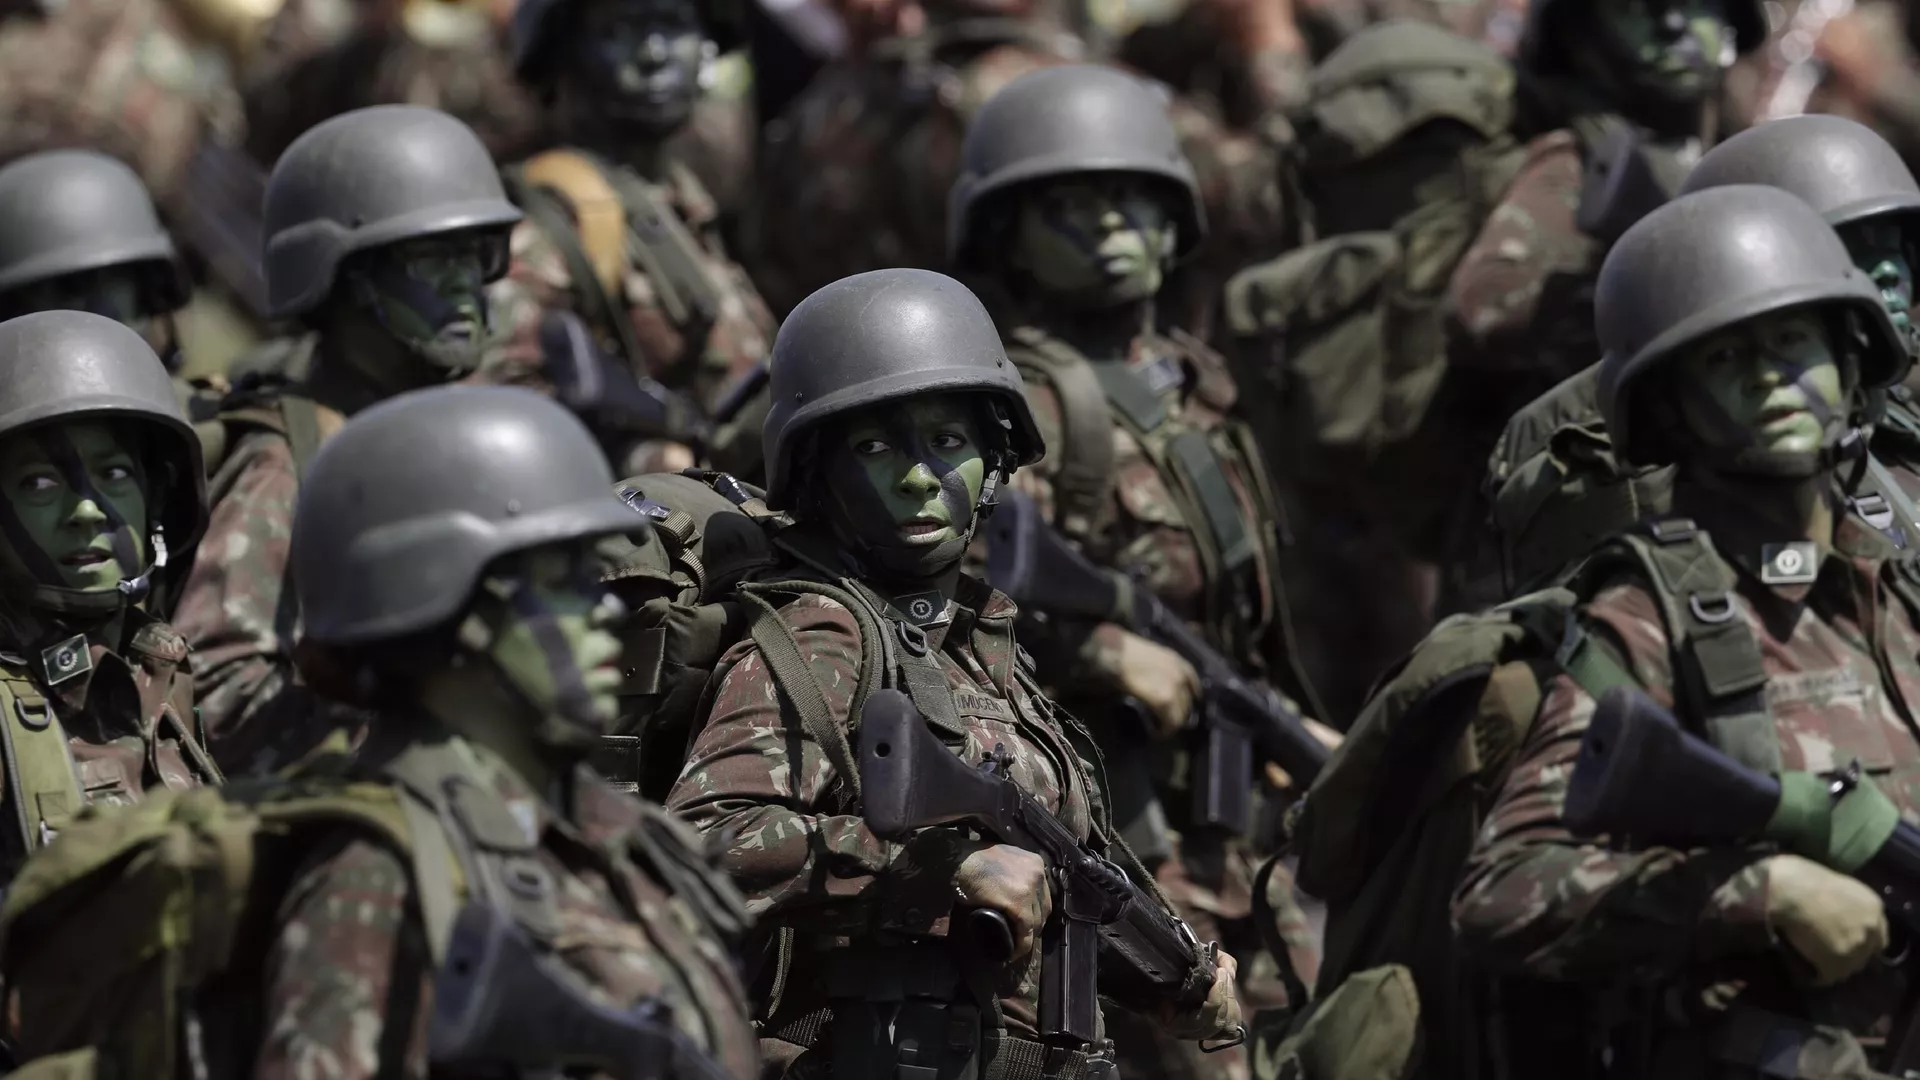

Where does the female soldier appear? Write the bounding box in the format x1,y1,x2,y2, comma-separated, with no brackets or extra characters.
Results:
667,267,1241,1080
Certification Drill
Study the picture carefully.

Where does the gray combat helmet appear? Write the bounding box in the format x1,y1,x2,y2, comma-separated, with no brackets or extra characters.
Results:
262,105,522,319
509,0,737,85
0,311,207,614
948,64,1204,266
761,268,1045,510
294,385,643,647
1596,184,1906,465
0,151,190,310
1681,114,1920,230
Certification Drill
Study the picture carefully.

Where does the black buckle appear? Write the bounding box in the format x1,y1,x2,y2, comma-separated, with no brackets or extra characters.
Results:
1646,518,1698,544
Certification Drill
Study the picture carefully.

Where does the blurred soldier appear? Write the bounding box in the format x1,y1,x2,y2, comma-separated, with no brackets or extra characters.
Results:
949,65,1327,1080
481,0,778,478
170,105,522,774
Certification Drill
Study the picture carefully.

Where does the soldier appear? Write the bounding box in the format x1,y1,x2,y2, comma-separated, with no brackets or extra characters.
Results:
1454,185,1919,1076
170,105,522,775
0,151,196,375
484,0,778,478
1488,113,1920,600
666,267,1242,1080
1,385,763,1079
0,309,219,880
945,65,1322,1080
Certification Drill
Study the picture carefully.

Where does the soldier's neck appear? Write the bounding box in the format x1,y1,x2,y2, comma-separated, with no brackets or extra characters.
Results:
307,317,443,416
415,665,570,809
1674,469,1836,559
1028,295,1154,361
557,111,674,181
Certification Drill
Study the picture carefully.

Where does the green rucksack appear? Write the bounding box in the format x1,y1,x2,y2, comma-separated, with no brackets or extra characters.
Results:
1279,515,1803,1080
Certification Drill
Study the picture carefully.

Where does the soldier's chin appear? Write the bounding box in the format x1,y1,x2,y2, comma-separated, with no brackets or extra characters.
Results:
607,94,694,135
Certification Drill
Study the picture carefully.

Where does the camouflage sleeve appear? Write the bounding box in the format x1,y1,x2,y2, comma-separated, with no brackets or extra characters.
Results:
665,593,972,936
253,833,432,1080
1445,131,1598,371
170,428,303,773
1174,98,1291,269
1450,587,1777,982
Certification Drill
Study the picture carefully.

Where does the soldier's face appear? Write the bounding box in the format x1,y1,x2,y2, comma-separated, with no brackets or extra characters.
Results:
826,397,987,551
1593,0,1731,100
349,231,500,376
0,422,148,594
1008,175,1177,306
472,543,626,739
0,265,177,367
1841,219,1917,351
1675,310,1847,457
571,0,707,133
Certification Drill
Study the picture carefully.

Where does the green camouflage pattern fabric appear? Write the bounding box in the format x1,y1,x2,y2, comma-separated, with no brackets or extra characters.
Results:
743,40,1294,321
1454,502,1920,1070
257,750,760,1080
666,572,1126,1042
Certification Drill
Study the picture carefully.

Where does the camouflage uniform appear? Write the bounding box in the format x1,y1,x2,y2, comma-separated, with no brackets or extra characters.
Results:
1454,182,1919,1078
170,107,522,774
667,267,1231,1079
950,66,1313,1080
0,311,221,882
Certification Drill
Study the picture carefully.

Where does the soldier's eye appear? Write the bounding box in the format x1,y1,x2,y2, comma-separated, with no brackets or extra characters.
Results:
17,472,58,494
98,464,134,485
930,431,970,451
853,438,891,455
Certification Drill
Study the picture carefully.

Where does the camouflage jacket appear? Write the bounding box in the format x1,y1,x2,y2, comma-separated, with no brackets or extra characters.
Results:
482,154,774,412
1453,491,1920,1073
170,342,357,775
254,735,760,1080
0,609,219,880
742,31,1295,321
666,567,1142,1046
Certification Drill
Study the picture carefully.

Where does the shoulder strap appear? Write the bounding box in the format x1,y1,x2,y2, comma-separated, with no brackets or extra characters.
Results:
1006,326,1116,541
598,157,724,332
1584,521,1778,773
0,671,80,859
503,156,649,374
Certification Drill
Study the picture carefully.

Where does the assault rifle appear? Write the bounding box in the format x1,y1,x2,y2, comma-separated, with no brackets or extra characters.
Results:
859,690,1237,1050
981,487,1329,835
1576,123,1670,247
431,901,734,1080
1567,686,1920,1070
540,309,715,451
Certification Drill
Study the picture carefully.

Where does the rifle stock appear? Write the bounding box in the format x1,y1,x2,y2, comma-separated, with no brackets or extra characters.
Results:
981,487,1329,816
858,690,1219,1046
1570,687,1920,1072
430,901,733,1080
540,309,714,449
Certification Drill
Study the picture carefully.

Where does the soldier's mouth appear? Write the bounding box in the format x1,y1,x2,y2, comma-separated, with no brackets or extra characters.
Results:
61,549,110,567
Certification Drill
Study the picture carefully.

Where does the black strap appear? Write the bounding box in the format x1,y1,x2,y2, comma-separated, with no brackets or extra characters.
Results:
503,169,649,373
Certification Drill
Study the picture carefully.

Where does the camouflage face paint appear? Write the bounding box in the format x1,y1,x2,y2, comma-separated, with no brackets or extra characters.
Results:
1675,310,1848,458
1841,219,1918,355
348,231,498,374
572,0,708,134
1008,175,1177,307
469,543,625,745
1593,0,1730,102
0,422,148,595
822,395,987,579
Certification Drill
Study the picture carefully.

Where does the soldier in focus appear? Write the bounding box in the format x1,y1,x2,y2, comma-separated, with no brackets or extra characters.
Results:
666,267,1242,1080
480,0,778,479
946,65,1325,1079
1455,184,1920,1078
0,310,219,881
1,385,762,1080
170,105,522,775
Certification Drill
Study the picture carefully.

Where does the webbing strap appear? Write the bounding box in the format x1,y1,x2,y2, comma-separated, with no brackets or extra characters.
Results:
397,791,463,966
1008,328,1115,542
602,160,723,330
0,675,80,857
741,590,862,804
280,395,322,481
506,172,648,372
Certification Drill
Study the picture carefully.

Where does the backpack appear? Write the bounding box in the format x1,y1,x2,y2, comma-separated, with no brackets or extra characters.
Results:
1279,515,1823,1080
592,470,891,804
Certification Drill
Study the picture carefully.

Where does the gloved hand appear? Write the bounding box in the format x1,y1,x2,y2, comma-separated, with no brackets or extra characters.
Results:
1762,853,1889,986
1157,948,1243,1041
1111,629,1201,738
955,842,1052,961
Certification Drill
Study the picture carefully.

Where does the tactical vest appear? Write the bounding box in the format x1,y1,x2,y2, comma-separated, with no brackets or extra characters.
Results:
500,150,728,380
1003,325,1294,681
0,620,220,879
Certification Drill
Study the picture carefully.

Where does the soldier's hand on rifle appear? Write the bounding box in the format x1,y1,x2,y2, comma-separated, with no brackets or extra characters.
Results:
1156,947,1242,1040
1761,854,1890,986
1263,716,1342,790
955,841,1053,961
1112,630,1201,737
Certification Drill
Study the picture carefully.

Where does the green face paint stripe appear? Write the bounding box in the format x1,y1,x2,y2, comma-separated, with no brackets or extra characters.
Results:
505,574,602,728
31,427,144,584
